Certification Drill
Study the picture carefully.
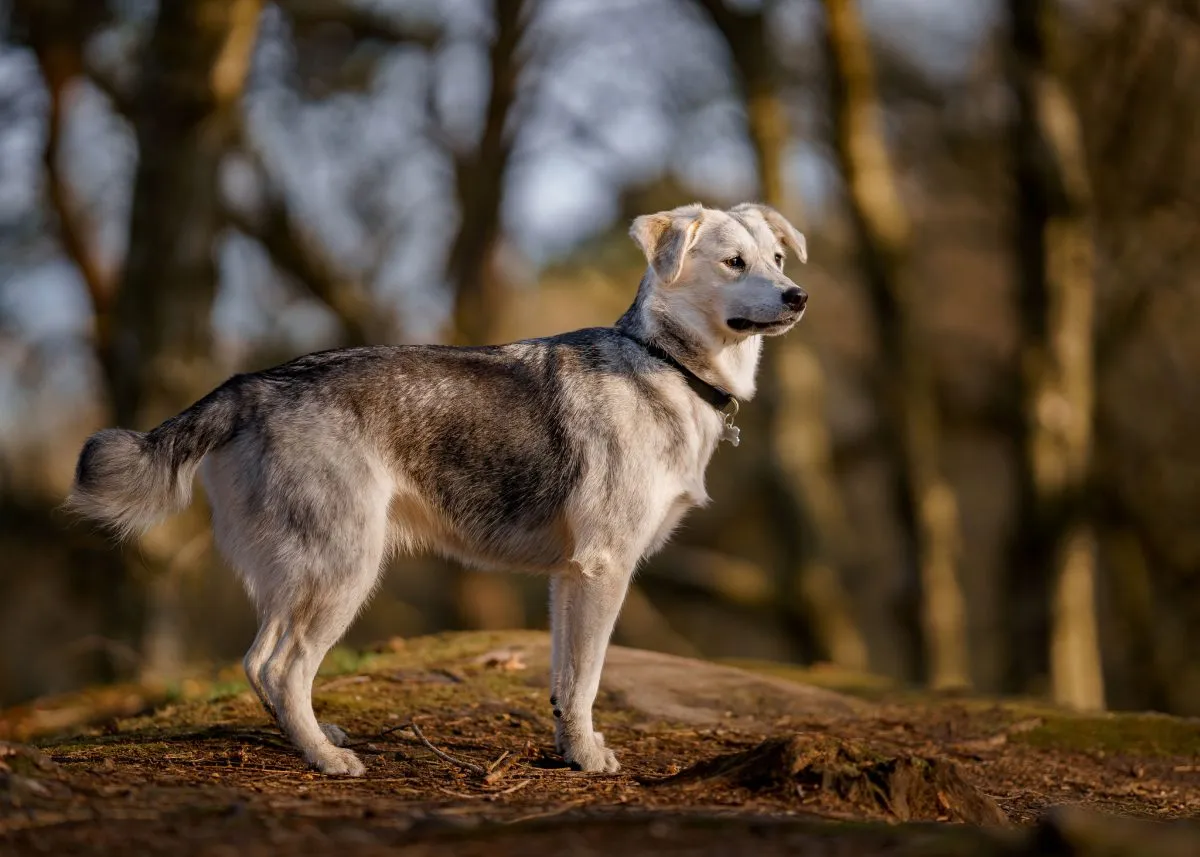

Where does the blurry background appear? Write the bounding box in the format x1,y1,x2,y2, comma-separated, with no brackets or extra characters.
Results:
1,0,1198,717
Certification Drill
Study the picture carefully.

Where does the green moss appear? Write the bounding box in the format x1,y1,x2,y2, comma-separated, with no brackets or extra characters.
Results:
1015,712,1200,757
390,629,546,666
318,645,382,677
203,679,250,703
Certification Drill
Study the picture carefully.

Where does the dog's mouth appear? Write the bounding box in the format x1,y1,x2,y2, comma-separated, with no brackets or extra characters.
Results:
726,315,799,335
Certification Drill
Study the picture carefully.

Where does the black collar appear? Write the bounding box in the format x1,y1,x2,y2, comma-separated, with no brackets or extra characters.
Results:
618,331,735,412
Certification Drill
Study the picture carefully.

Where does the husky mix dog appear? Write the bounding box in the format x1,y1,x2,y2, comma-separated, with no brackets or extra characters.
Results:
68,202,809,776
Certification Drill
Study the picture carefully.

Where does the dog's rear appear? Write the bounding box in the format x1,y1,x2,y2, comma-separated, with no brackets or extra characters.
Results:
67,382,242,539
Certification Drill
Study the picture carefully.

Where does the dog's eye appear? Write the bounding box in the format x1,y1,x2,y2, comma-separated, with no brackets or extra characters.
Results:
724,256,745,271
774,252,784,268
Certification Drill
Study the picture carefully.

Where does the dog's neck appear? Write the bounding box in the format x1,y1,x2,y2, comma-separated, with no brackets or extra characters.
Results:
616,273,762,401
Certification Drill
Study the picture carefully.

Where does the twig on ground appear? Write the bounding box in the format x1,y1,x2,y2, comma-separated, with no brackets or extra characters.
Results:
410,721,487,777
483,752,516,785
437,786,482,799
486,749,510,773
346,722,410,748
436,778,532,800
492,778,532,796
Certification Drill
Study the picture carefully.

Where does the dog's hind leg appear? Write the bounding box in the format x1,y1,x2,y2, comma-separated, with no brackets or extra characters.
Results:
243,615,283,721
257,482,389,774
245,615,349,745
554,560,631,773
260,546,382,775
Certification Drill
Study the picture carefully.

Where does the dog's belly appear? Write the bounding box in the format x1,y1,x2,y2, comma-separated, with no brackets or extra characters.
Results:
387,483,571,574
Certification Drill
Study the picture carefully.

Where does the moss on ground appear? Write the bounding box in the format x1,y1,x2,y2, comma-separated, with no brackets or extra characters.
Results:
1014,710,1200,757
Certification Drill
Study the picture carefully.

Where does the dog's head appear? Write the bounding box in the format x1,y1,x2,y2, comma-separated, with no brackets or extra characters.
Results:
629,202,808,343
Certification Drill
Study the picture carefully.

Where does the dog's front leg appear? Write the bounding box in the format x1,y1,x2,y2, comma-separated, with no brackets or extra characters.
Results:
552,563,629,773
548,574,566,750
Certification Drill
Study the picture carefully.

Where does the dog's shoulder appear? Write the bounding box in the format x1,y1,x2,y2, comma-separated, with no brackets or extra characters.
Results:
529,326,654,375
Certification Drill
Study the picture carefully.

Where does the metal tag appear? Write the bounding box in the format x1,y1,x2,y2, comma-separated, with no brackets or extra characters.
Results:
721,399,741,446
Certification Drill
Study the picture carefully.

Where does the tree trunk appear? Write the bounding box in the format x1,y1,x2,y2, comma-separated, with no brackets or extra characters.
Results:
15,0,118,391
116,0,264,681
445,0,526,347
695,0,867,670
18,0,264,681
822,0,971,689
445,0,529,631
1006,0,1104,710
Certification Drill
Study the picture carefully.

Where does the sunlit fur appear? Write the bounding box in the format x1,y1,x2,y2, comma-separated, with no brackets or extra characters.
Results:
66,203,808,776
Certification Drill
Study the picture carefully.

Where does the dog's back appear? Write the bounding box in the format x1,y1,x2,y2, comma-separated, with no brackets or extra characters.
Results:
69,328,703,573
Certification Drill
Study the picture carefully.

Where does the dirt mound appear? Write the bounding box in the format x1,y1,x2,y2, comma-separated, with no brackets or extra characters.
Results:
0,631,863,744
596,645,866,726
3,631,1200,855
658,734,1008,825
470,637,865,726
1,740,71,814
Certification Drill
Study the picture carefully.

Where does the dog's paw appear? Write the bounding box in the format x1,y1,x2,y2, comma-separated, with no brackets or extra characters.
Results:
308,746,365,777
561,732,620,773
320,722,350,747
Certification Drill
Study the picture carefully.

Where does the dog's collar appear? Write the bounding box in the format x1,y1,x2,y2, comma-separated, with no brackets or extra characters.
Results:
619,332,742,446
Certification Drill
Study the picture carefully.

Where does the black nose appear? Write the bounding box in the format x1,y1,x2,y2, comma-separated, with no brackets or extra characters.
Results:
782,287,807,311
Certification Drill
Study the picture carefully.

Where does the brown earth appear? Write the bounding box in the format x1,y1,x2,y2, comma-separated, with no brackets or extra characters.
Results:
2,631,1199,856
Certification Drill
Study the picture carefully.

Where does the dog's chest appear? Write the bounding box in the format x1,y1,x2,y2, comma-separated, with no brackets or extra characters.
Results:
642,453,713,556
645,491,699,556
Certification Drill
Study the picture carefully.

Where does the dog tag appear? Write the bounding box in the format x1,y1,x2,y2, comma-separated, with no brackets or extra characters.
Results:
721,398,741,446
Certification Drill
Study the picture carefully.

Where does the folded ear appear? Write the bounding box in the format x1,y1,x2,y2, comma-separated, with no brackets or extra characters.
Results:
731,203,807,263
629,203,705,283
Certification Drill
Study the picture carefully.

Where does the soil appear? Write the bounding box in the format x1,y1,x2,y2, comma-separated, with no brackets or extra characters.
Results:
2,630,1198,856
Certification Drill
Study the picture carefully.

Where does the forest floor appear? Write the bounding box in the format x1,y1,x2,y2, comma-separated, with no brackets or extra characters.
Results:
2,630,1199,856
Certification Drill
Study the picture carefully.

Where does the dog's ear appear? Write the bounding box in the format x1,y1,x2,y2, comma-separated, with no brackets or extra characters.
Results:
630,204,704,284
731,203,807,264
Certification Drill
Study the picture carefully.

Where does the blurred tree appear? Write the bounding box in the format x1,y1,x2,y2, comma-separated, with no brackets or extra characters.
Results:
16,0,265,681
821,0,971,689
223,0,444,347
11,0,114,381
1007,0,1104,709
439,0,531,632
444,0,527,348
1075,0,1200,714
695,0,867,671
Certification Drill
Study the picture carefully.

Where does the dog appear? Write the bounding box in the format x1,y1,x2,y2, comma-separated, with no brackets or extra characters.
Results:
67,202,808,775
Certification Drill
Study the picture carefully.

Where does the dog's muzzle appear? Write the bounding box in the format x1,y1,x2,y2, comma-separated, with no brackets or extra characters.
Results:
726,286,807,334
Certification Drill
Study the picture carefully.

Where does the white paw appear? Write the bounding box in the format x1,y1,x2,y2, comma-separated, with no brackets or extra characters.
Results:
308,746,365,777
320,722,350,747
561,731,619,773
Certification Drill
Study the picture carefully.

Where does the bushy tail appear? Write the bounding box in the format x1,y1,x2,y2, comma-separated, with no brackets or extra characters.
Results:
66,382,243,539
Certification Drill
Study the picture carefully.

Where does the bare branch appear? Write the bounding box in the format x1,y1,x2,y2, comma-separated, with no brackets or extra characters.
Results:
408,721,488,777
15,0,120,386
83,57,137,117
222,189,378,347
278,0,441,47
444,0,530,345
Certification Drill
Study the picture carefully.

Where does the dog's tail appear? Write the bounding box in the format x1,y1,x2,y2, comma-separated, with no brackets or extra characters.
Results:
66,379,244,538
